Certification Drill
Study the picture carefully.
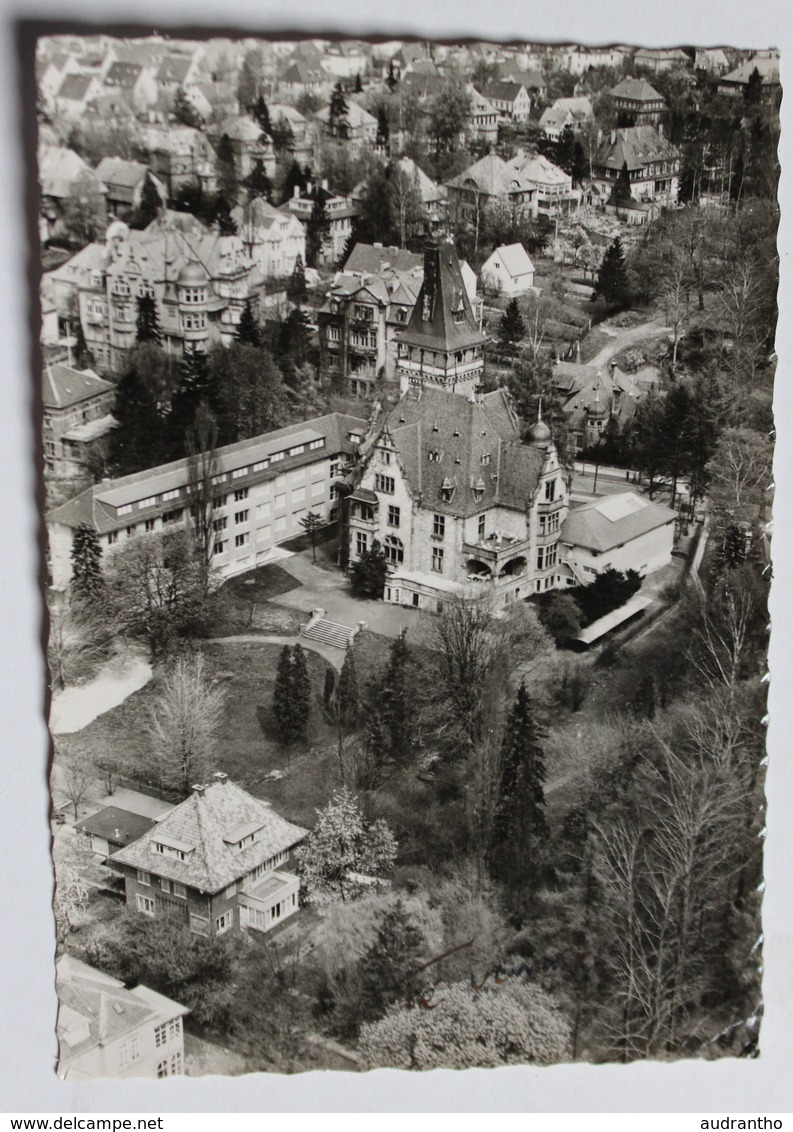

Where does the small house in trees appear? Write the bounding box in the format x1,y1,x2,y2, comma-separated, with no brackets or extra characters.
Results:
539,96,594,141
560,492,676,584
481,243,536,297
56,954,189,1081
232,197,306,279
211,116,276,181
551,358,661,454
110,774,308,937
38,145,107,242
282,181,357,267
95,159,166,217
140,125,218,197
477,80,531,123
592,126,680,206
103,61,158,113
42,362,116,478
718,54,781,103
312,100,378,147
632,47,690,73
445,154,538,230
610,77,667,126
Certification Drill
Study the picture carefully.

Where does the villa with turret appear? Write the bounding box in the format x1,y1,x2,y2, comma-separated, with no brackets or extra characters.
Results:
347,241,570,611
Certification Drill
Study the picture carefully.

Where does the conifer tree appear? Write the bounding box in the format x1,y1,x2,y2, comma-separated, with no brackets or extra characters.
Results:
335,645,360,733
291,643,311,743
212,194,238,235
244,158,272,202
172,86,202,128
491,680,548,895
375,105,390,150
305,194,331,267
350,538,388,599
280,160,310,205
273,645,297,744
354,72,363,94
499,298,526,348
252,93,271,135
135,293,162,346
609,160,633,206
359,900,424,1021
287,255,308,304
386,60,398,93
328,83,349,139
133,172,163,229
235,299,262,347
70,523,104,604
72,318,94,370
594,236,631,311
215,133,239,203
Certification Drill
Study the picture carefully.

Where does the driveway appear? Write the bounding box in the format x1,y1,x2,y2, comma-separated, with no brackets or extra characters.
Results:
587,316,672,370
274,552,434,644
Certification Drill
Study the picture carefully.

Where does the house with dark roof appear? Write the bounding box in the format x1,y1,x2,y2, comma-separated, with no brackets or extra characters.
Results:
103,60,158,111
46,409,366,588
76,806,159,861
95,158,166,216
277,60,333,99
282,182,357,266
611,77,667,125
318,248,424,397
110,774,308,937
54,72,104,118
477,80,531,123
592,125,680,205
56,954,188,1080
718,54,781,103
560,492,676,584
633,47,691,74
348,384,570,610
551,357,661,453
539,96,594,141
42,363,116,478
232,197,306,279
38,145,107,241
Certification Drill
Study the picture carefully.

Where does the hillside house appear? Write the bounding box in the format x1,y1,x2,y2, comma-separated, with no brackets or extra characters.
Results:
95,159,166,217
477,80,531,123
42,363,116,478
233,198,306,279
110,775,308,937
481,243,535,297
539,96,594,141
560,492,676,583
611,77,667,125
592,126,680,205
445,155,538,231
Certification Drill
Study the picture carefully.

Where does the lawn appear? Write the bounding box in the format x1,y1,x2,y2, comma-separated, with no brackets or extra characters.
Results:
207,563,307,637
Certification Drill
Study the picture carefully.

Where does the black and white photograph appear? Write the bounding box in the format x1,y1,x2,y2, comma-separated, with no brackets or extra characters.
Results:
7,2,788,1107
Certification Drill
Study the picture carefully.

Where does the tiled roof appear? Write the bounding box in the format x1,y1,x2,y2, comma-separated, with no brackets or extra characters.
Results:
344,243,423,274
110,779,308,893
43,364,113,410
279,61,329,85
313,101,377,129
380,385,544,518
539,97,594,129
401,243,484,353
561,492,676,552
231,197,301,232
56,73,96,102
446,154,534,198
95,157,149,190
220,116,263,142
56,955,187,1065
611,77,664,102
509,153,571,187
156,55,192,83
105,61,144,88
483,242,535,280
721,55,780,84
496,65,545,90
479,80,526,102
594,126,680,172
39,145,104,199
395,157,444,204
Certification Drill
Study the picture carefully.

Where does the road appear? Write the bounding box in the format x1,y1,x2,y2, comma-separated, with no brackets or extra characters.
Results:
586,316,672,370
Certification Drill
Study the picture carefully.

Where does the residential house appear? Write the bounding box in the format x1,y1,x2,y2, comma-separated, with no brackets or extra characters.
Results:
43,241,111,364
507,153,579,215
495,63,547,101
560,45,627,75
611,77,667,125
592,126,680,205
445,155,538,231
551,357,661,453
56,955,188,1081
140,125,218,198
38,51,81,104
232,197,306,279
318,251,424,397
347,385,570,611
42,363,116,478
390,42,431,77
267,103,313,162
103,61,158,113
718,54,781,103
154,53,204,95
110,774,309,937
350,157,446,234
54,72,104,119
76,806,158,861
477,80,531,123
38,145,107,242
312,100,378,147
46,410,367,589
466,87,500,143
560,492,676,584
213,117,276,182
539,96,595,141
321,41,370,79
95,158,166,218
277,61,334,100
282,183,357,267
694,48,730,74
481,243,535,297
394,241,486,399
399,67,445,101
633,47,691,74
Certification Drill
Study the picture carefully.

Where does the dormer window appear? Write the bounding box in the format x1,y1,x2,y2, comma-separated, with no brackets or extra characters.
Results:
151,836,195,861
223,821,264,850
480,453,491,466
428,450,441,462
472,477,486,501
441,477,454,502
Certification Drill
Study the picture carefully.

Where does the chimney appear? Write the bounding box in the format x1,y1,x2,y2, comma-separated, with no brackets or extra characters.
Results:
321,178,329,191
293,184,299,198
610,130,616,145
192,783,206,796
213,772,229,786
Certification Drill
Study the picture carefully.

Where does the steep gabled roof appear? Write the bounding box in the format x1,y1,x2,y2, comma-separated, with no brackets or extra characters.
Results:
446,154,533,198
594,125,680,172
156,55,193,83
483,242,535,280
110,779,308,893
509,153,571,187
95,157,150,190
344,243,423,274
38,145,104,198
43,364,113,410
400,242,485,353
479,80,526,102
381,386,544,518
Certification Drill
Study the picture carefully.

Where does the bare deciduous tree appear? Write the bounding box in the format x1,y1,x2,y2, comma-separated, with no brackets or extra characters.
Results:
146,652,226,796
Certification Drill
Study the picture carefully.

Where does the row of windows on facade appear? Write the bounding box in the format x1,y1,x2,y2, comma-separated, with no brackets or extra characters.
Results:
397,344,482,365
111,279,209,304
113,441,327,517
135,890,296,933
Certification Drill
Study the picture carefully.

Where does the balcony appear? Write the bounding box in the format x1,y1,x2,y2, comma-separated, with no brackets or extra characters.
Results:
462,533,531,565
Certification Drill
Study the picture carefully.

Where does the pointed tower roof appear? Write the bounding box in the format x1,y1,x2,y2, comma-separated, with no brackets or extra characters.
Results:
401,240,486,354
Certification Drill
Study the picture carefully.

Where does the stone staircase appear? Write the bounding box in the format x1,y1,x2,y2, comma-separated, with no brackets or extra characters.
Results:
302,614,355,649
